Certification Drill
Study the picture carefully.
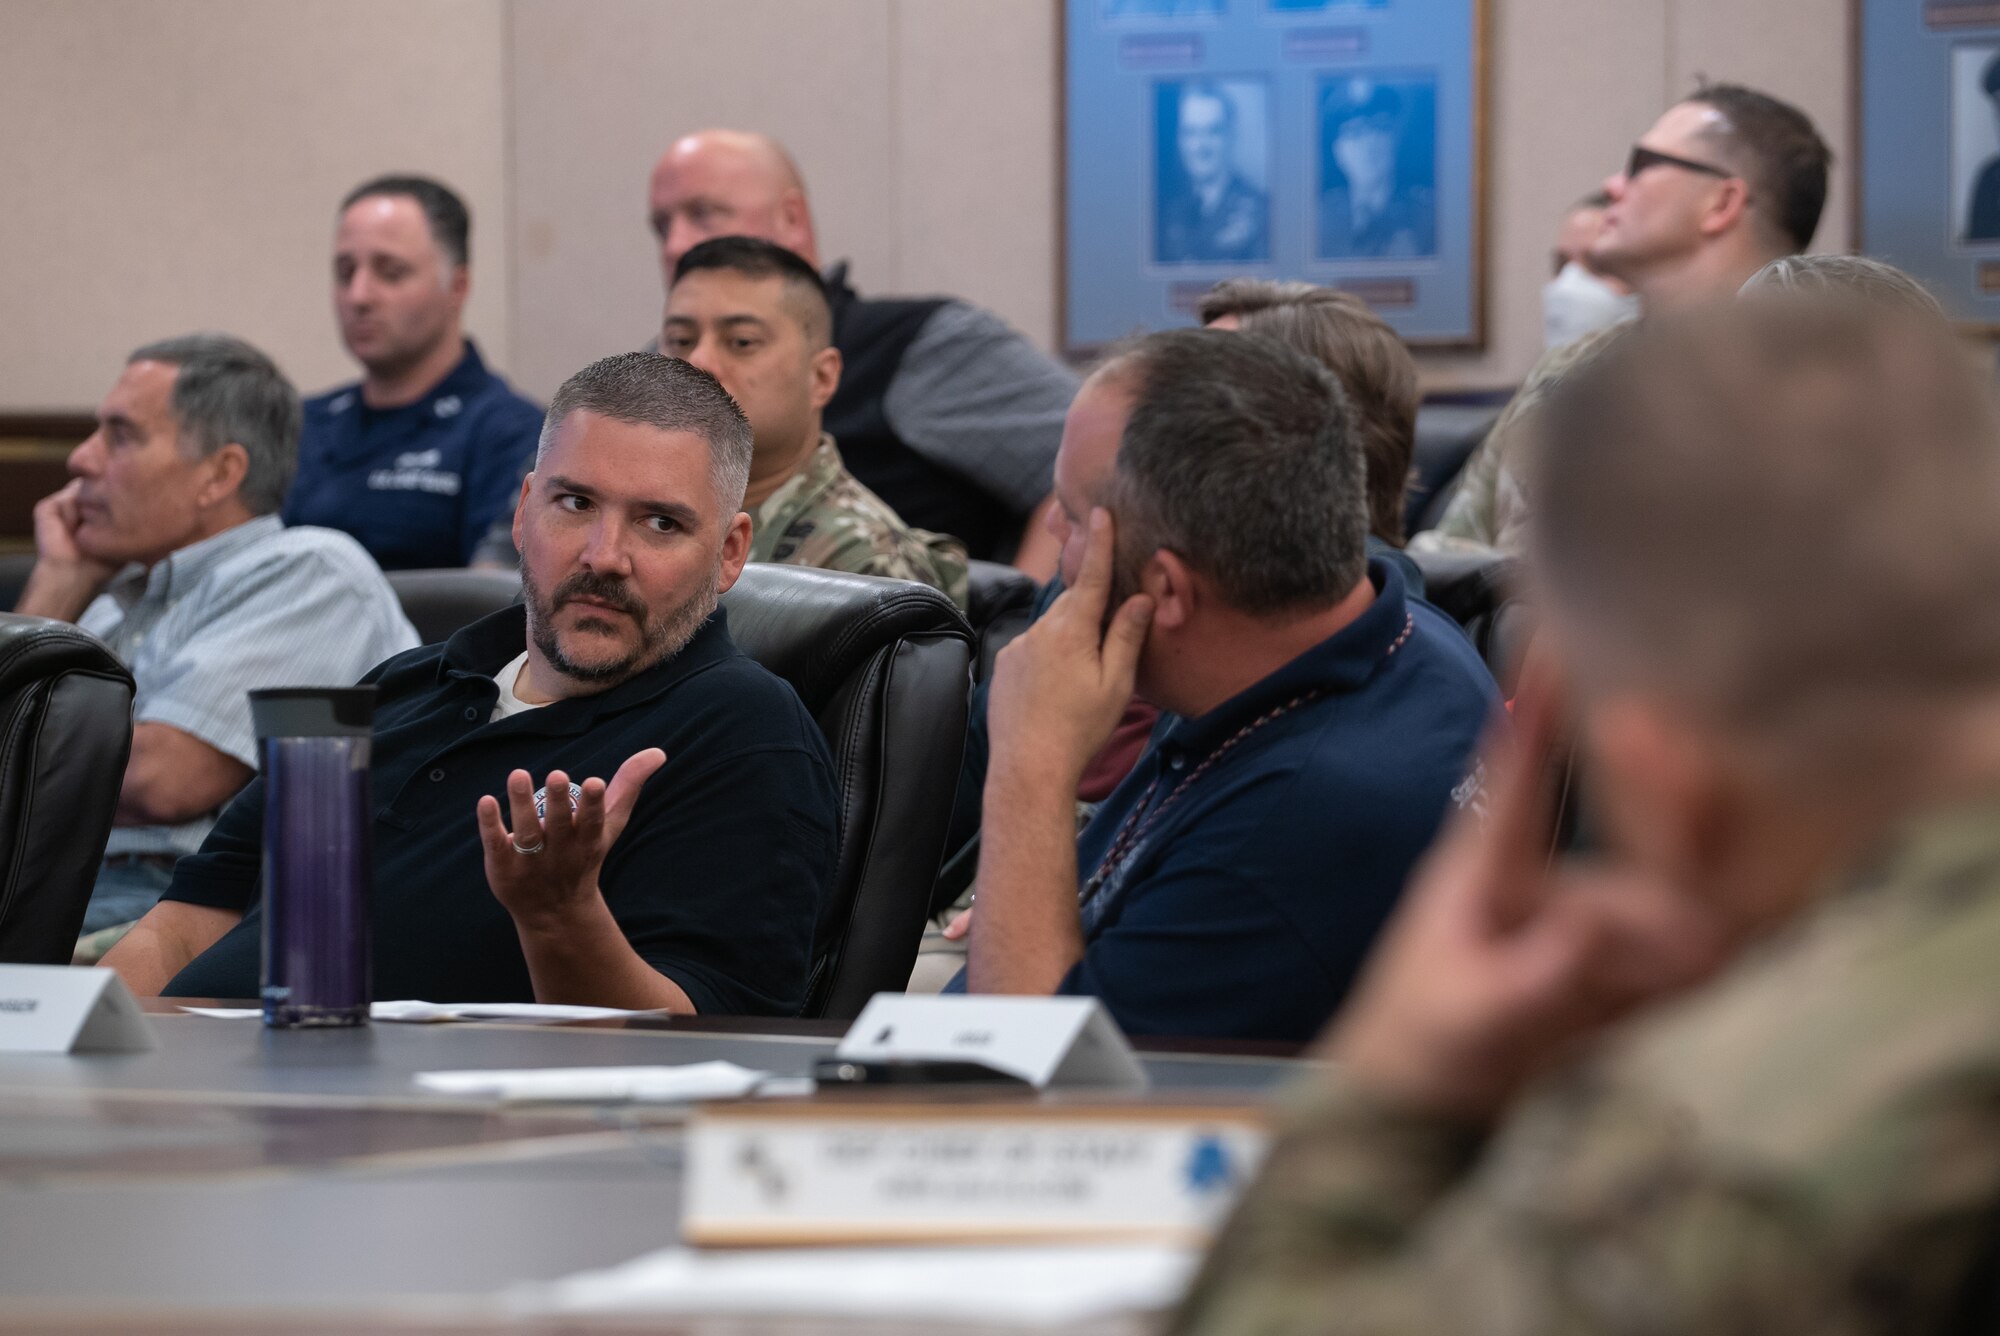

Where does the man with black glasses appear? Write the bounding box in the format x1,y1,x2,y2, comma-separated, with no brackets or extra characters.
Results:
1416,84,1830,554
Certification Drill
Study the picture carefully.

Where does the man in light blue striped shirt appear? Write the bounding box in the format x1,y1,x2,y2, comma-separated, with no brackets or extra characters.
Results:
14,334,417,940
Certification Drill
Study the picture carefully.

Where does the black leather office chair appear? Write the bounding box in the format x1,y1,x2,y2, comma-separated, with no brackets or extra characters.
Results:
386,568,523,645
0,551,36,612
963,559,1038,681
0,615,135,963
1408,548,1529,691
719,566,974,1019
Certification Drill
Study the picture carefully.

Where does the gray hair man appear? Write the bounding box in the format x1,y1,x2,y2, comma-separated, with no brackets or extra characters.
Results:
1172,294,2000,1332
952,328,1496,1042
16,333,417,946
107,352,840,1019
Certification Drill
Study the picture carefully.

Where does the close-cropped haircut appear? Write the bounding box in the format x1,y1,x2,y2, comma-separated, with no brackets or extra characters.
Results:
538,352,755,515
126,333,301,517
1197,278,1417,547
341,175,471,268
1683,83,1830,253
671,235,833,348
1743,253,1948,321
1103,328,1366,617
1532,294,2000,780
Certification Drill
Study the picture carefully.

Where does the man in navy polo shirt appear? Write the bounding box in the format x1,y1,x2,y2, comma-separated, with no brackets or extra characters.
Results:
106,353,840,1015
957,329,1497,1043
283,175,542,569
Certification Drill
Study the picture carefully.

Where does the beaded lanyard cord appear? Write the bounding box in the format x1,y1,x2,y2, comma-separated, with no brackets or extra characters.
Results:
1079,610,1416,916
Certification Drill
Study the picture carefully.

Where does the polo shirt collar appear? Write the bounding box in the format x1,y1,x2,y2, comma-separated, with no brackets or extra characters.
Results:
437,602,739,732
1157,556,1413,759
104,513,283,612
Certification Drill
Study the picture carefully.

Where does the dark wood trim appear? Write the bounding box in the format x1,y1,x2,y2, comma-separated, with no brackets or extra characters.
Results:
0,412,93,441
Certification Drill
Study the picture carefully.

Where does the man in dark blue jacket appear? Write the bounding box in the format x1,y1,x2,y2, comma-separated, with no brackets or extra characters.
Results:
955,330,1496,1043
284,175,542,569
107,353,839,1015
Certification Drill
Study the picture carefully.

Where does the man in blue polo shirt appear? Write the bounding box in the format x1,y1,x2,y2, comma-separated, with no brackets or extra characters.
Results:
106,353,840,1015
957,329,1496,1043
283,175,542,569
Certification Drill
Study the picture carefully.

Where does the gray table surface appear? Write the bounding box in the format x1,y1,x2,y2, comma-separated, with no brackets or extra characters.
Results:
0,1008,1304,1332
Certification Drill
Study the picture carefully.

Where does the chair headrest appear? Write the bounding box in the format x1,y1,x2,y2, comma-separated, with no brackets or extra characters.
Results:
385,568,524,645
0,615,132,696
719,566,971,712
964,560,1037,627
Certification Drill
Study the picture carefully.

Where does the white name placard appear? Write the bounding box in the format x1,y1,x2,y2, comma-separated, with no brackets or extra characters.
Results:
0,965,156,1054
684,1103,1269,1246
837,994,1147,1090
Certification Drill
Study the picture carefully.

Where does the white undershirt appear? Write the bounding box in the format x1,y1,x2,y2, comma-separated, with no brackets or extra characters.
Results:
490,651,548,721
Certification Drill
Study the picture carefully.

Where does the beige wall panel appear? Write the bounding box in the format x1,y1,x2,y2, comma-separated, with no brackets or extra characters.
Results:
0,0,511,412
507,0,896,399
1418,0,1671,390
1668,0,1851,254
892,0,1063,352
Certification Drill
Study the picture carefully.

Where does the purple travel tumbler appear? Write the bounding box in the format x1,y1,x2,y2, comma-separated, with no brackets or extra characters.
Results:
249,687,375,1028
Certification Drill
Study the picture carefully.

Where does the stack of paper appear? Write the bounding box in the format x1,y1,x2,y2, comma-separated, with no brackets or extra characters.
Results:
412,1061,795,1103
509,1242,1199,1326
180,1000,655,1024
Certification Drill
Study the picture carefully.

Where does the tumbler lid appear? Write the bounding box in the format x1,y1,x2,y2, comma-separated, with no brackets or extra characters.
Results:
249,686,376,738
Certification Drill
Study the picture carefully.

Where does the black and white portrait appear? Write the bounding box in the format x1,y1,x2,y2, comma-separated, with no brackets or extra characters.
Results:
1953,43,2000,245
1154,78,1272,264
1315,74,1439,260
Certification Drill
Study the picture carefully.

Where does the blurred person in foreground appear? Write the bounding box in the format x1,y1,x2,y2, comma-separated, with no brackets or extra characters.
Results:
1418,83,1829,555
1170,293,2000,1333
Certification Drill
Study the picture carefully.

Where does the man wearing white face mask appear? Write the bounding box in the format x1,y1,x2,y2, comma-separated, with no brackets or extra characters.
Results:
1542,192,1639,350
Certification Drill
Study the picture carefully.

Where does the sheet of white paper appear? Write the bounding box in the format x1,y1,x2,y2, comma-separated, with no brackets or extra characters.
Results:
413,1061,773,1103
180,1001,654,1024
510,1243,1197,1326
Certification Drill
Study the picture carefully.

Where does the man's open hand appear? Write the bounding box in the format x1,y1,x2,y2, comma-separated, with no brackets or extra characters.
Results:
1327,676,1726,1119
476,749,666,931
986,508,1156,789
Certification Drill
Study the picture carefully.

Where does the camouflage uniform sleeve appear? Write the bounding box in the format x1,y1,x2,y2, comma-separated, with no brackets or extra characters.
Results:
1412,325,1630,556
1166,1072,1488,1336
778,513,971,610
1171,806,2000,1335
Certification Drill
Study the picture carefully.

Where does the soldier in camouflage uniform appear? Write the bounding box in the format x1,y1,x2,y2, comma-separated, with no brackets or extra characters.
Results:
661,235,968,608
748,432,968,608
1171,296,2000,1334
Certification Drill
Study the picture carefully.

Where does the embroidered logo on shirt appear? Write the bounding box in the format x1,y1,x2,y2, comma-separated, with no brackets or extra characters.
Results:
367,448,462,496
433,395,463,419
533,783,583,819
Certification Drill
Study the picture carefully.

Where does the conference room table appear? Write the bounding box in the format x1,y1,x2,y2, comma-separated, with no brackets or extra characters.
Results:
0,999,1304,1334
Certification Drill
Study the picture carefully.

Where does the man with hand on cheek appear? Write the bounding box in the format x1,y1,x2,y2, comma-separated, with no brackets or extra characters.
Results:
107,353,839,1015
953,330,1495,1043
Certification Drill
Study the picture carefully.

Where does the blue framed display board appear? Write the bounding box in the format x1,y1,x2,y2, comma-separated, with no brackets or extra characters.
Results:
1064,0,1486,353
1857,0,2000,329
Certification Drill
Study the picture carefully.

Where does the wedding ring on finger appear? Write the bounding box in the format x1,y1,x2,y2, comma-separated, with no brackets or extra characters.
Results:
509,836,547,855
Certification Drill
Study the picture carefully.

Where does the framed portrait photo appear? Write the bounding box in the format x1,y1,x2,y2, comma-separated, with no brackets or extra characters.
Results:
1856,0,2000,328
1063,0,1487,353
